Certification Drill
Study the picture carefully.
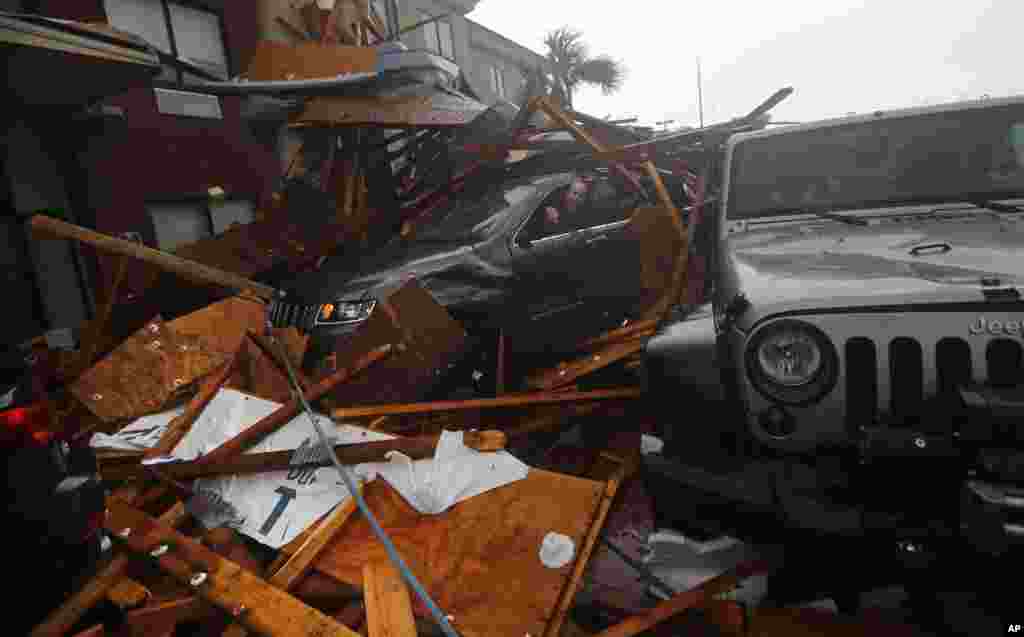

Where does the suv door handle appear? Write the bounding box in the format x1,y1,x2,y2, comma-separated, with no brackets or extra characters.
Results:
586,234,608,245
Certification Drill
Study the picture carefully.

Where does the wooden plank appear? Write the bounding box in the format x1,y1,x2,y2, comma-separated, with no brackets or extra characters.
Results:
71,317,228,422
29,502,189,637
29,215,278,299
285,469,607,637
330,387,643,420
197,344,393,464
526,339,646,391
144,353,239,459
107,578,151,610
544,467,624,637
102,431,507,483
363,560,416,637
244,41,377,81
589,561,768,637
104,499,360,637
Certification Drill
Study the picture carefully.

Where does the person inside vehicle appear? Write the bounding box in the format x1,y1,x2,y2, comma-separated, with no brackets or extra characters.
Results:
541,176,589,232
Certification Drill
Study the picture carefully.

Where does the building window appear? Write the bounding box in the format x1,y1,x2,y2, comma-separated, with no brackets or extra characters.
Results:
489,65,505,98
418,10,454,60
147,198,254,252
104,0,229,87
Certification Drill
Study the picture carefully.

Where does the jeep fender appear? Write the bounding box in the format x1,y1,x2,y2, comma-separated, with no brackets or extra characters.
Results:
643,303,745,446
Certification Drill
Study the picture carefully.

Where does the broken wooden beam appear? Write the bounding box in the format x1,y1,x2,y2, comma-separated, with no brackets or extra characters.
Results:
577,319,658,350
197,344,394,464
29,502,190,637
98,430,506,482
144,353,239,460
589,561,769,637
330,387,643,420
28,214,279,299
526,340,647,391
363,560,416,637
104,499,360,637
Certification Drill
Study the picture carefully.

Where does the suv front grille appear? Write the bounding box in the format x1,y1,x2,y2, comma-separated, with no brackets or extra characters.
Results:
843,336,1024,429
268,300,319,331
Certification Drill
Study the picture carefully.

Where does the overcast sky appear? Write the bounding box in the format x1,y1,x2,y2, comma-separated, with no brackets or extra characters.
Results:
467,0,1022,128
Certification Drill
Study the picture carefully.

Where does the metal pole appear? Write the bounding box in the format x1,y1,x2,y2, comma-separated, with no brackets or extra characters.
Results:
697,57,704,129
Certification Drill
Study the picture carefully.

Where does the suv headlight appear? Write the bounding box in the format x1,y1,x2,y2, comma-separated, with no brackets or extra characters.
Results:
745,319,837,405
314,299,376,326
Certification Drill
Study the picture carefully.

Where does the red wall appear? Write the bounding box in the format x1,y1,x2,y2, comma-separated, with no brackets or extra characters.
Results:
40,1,279,296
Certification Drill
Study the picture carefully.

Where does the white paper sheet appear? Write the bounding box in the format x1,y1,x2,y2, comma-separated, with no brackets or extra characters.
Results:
93,388,531,549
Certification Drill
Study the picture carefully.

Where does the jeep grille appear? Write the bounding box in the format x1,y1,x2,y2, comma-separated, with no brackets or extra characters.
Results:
843,336,1024,429
267,300,318,331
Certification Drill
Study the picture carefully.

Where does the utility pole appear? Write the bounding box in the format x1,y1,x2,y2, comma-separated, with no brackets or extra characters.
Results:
697,56,704,128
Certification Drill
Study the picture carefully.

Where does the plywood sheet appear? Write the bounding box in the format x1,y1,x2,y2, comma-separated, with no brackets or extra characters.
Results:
326,280,468,406
71,318,227,422
168,297,308,403
285,469,606,637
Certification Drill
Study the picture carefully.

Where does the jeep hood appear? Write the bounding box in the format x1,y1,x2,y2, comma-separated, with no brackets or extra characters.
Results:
725,211,1024,327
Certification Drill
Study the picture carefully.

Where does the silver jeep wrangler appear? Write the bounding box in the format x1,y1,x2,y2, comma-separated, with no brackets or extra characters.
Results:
644,94,1024,567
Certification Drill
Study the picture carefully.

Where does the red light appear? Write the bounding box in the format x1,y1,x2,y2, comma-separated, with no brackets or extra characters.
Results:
0,403,55,446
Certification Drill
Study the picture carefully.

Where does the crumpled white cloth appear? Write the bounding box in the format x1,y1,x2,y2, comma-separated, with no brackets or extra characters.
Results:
539,532,575,569
356,430,530,515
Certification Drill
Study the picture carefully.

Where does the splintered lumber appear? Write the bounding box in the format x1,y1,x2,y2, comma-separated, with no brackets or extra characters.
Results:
98,430,506,482
71,318,229,422
144,353,239,459
330,387,643,420
578,320,658,350
526,339,647,391
280,470,608,637
590,561,769,637
28,215,278,299
363,560,416,637
324,280,467,407
104,499,360,637
545,461,627,637
29,502,189,637
197,344,394,464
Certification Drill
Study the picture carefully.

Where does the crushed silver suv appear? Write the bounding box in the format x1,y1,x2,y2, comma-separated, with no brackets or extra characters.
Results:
644,95,1024,566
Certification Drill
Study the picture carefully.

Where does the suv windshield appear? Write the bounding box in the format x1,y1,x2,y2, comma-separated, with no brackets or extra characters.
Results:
413,177,549,242
727,102,1024,219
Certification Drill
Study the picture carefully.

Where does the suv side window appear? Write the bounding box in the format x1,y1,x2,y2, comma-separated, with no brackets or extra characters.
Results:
523,175,640,241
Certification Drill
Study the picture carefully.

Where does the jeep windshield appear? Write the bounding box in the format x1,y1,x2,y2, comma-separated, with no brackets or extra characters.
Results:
727,102,1024,219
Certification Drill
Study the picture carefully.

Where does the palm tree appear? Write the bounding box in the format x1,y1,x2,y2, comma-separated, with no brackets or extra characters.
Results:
541,27,625,109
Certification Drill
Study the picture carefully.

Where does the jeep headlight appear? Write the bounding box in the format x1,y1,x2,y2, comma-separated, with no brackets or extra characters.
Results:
745,319,837,405
314,299,376,326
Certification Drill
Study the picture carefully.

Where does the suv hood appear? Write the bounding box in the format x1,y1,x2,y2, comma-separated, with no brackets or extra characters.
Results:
725,210,1024,327
281,237,514,309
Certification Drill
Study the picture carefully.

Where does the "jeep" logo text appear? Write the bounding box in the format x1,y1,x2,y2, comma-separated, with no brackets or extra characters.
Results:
969,316,1024,337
